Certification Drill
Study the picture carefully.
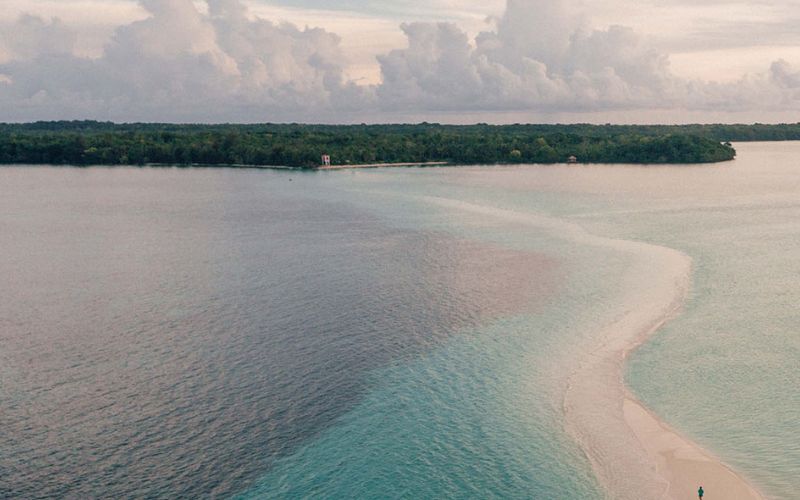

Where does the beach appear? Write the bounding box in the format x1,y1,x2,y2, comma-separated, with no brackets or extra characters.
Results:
422,195,765,500
559,220,765,500
624,396,764,499
5,145,796,498
317,161,449,170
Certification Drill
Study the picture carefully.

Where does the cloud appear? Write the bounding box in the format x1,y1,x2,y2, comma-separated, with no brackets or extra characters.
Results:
0,14,77,60
770,59,800,87
376,2,679,112
376,0,800,116
0,0,372,121
1,0,800,122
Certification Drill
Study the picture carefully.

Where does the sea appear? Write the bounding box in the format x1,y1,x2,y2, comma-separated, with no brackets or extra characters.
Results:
1,141,797,498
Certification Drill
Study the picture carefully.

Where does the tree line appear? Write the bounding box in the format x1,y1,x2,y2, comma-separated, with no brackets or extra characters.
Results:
0,121,763,167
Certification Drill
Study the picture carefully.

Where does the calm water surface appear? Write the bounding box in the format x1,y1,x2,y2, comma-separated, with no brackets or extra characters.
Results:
0,167,596,498
2,142,799,498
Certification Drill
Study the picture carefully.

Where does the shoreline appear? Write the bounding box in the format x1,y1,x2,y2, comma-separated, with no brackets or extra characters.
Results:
421,196,764,500
623,394,765,500
560,225,765,500
558,223,765,500
317,161,449,170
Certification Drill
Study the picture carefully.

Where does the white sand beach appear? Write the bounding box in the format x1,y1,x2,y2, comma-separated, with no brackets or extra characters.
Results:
559,223,765,500
624,396,764,500
422,196,765,500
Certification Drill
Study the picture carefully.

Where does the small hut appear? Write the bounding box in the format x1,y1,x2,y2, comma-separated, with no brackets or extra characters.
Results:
567,155,578,164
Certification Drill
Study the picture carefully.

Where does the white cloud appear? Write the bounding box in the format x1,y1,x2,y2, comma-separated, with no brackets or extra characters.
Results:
375,0,800,116
2,0,800,122
0,0,372,121
1,1,148,59
0,14,77,60
375,3,680,112
242,3,404,84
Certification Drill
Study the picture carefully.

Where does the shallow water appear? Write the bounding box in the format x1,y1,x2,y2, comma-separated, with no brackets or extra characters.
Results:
0,167,611,498
2,142,798,498
350,142,800,498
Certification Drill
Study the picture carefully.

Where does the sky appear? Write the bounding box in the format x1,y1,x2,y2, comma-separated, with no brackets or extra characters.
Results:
2,0,800,123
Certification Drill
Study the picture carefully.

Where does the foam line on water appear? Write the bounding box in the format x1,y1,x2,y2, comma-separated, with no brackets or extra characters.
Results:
419,195,763,500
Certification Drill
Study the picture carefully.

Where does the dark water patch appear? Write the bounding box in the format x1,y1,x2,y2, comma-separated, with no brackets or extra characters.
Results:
0,167,557,498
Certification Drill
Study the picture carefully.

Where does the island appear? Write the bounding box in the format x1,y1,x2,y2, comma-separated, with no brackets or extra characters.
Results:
5,120,785,168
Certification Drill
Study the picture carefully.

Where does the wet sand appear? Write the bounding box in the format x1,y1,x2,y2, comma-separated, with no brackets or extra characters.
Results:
560,228,765,500
624,397,764,500
420,196,765,500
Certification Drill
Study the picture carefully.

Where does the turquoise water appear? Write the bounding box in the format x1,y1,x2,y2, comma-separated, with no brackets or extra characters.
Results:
0,165,629,498
237,202,636,499
3,142,798,498
244,143,799,498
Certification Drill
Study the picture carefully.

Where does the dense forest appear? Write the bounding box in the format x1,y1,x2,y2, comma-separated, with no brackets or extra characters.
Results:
6,120,791,167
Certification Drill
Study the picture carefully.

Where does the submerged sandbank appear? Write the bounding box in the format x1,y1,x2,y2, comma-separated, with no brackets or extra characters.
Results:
422,196,763,500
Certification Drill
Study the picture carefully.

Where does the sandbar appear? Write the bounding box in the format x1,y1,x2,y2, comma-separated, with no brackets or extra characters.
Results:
624,395,764,500
419,196,765,500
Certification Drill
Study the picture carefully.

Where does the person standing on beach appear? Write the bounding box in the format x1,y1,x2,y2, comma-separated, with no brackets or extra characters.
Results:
698,485,704,498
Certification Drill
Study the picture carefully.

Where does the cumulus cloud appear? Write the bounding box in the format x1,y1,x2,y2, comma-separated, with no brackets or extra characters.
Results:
0,14,77,61
0,0,371,121
376,1,678,112
376,0,800,115
1,0,800,121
